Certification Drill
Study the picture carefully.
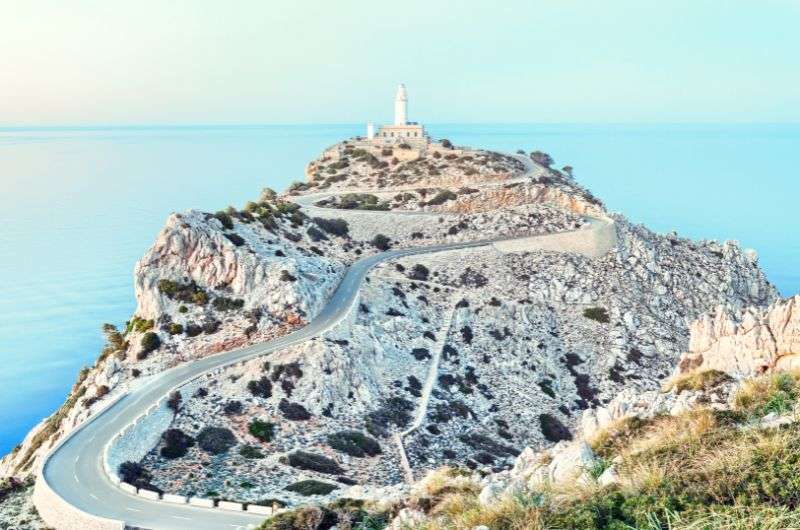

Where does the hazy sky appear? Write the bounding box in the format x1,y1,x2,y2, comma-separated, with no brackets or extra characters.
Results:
2,0,799,125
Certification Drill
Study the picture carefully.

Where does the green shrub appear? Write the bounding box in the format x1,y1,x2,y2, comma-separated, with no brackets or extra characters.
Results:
166,391,182,414
197,427,237,454
224,233,246,246
140,332,161,355
284,480,338,496
247,376,272,398
168,323,183,335
583,306,610,323
313,217,349,237
239,444,264,459
214,211,234,229
160,428,194,459
279,399,311,420
371,234,391,251
118,462,161,492
327,430,382,458
157,279,208,306
424,190,457,206
365,397,414,437
249,419,276,443
530,150,554,167
212,297,244,311
735,370,800,417
127,316,154,333
287,451,343,475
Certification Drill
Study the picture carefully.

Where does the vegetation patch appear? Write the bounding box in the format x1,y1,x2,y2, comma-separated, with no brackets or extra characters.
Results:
313,217,349,237
664,369,732,394
160,428,194,459
197,427,237,454
539,413,572,442
212,296,244,311
327,430,382,457
287,450,343,475
247,376,273,398
248,419,276,443
279,399,311,420
284,479,339,496
365,397,414,437
157,279,209,305
583,306,610,323
239,444,264,459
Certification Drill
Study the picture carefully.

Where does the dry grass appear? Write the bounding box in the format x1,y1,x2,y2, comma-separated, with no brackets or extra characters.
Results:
408,401,800,530
662,369,732,393
415,494,543,530
733,369,800,416
667,506,800,530
589,409,722,460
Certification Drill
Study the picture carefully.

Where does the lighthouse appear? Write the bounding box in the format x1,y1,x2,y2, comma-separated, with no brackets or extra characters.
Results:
394,83,408,125
368,84,426,146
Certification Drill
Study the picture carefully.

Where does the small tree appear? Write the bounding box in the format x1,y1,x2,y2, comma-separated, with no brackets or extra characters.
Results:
166,391,182,414
441,139,453,149
371,234,391,251
562,165,574,178
259,187,277,202
530,150,554,167
140,332,161,355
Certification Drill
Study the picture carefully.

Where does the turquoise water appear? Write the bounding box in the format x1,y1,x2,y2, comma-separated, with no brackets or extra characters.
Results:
0,124,797,455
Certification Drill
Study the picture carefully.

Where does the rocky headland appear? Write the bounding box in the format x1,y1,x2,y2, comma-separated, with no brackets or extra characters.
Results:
0,138,785,530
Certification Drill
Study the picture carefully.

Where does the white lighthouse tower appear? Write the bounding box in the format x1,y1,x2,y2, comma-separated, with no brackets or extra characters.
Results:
370,83,426,146
394,83,408,125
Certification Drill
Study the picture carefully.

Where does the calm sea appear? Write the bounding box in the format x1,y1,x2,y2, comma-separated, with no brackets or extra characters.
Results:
0,124,797,455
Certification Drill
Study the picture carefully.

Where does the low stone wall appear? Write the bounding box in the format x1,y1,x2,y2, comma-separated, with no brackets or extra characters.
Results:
104,381,203,480
32,474,124,530
493,218,616,259
104,398,175,480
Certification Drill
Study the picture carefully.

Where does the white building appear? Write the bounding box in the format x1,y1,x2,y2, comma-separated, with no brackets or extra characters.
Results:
370,84,427,145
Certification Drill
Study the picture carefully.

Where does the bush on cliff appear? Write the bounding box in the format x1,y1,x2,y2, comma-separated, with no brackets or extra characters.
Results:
197,426,237,454
583,306,610,323
139,331,161,358
327,430,382,458
284,479,339,496
118,461,162,492
371,234,391,251
313,217,349,237
249,419,276,443
279,399,311,421
286,450,343,475
160,428,194,459
247,376,273,398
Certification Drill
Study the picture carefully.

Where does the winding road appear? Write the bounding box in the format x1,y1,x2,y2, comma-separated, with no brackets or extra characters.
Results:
34,154,614,530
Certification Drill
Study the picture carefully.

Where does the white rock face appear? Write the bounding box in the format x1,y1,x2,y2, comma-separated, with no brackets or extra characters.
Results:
679,295,800,378
479,441,598,505
135,210,344,323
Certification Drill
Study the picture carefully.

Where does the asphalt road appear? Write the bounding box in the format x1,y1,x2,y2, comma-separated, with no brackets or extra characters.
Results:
41,236,526,530
39,152,579,530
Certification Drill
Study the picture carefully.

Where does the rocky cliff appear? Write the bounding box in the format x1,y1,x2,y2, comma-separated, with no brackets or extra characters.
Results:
677,295,800,377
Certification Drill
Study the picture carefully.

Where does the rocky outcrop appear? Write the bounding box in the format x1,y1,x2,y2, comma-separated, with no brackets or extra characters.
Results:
135,210,343,322
678,296,800,377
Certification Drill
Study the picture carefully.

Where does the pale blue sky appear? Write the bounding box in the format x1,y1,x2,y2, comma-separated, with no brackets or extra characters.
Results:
2,0,799,125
